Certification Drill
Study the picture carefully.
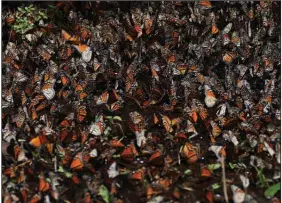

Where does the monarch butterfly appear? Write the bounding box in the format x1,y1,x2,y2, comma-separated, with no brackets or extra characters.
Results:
72,174,80,184
256,102,264,116
5,16,15,24
14,145,27,162
70,152,84,170
15,111,25,128
80,27,91,41
142,100,154,109
182,142,198,164
149,150,164,166
31,107,38,121
206,191,214,203
110,139,125,148
162,104,175,112
172,31,179,46
93,58,101,71
176,132,187,139
37,47,51,61
109,100,123,112
80,131,88,145
211,121,222,137
153,113,159,124
60,129,70,142
20,187,28,203
262,114,272,123
257,143,265,153
96,91,109,105
131,169,144,181
248,9,254,19
89,117,105,136
35,100,48,112
62,151,71,166
60,119,71,128
5,88,13,103
161,115,173,133
157,178,172,190
21,91,28,105
4,55,22,70
73,43,91,54
126,67,134,81
200,0,212,8
72,132,78,142
77,106,87,122
107,161,119,178
29,134,48,148
191,110,198,123
42,82,55,100
39,175,50,192
112,89,121,101
125,33,134,42
187,119,198,138
125,78,135,93
223,52,236,63
61,29,79,42
175,63,187,75
121,145,138,162
46,143,54,155
129,111,143,124
30,95,46,108
60,72,71,86
211,23,219,34
59,45,72,60
196,72,205,84
49,103,57,114
75,81,87,92
29,194,41,203
204,85,217,108
230,185,245,203
144,14,153,35
147,184,158,199
199,106,208,121
84,191,92,203
78,92,87,100
201,166,212,177
238,111,247,122
231,32,240,46
58,89,72,99
25,86,32,97
151,68,159,82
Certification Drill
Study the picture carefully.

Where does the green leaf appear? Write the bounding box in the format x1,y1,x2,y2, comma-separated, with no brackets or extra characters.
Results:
212,183,221,190
264,183,281,199
58,165,65,173
18,7,25,12
65,172,73,178
113,116,122,121
48,5,57,9
99,185,110,203
184,169,192,175
207,163,221,172
229,163,236,169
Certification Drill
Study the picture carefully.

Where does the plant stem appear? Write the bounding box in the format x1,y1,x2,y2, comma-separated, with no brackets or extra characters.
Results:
221,156,229,203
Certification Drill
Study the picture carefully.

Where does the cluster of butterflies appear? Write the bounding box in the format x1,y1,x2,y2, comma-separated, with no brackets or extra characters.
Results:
2,1,281,203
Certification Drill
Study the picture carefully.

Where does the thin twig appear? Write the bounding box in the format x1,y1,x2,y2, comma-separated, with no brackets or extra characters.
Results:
221,156,229,203
54,155,57,172
125,95,142,109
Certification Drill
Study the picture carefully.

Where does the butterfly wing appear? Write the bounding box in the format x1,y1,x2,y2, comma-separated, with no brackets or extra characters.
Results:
42,83,55,100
